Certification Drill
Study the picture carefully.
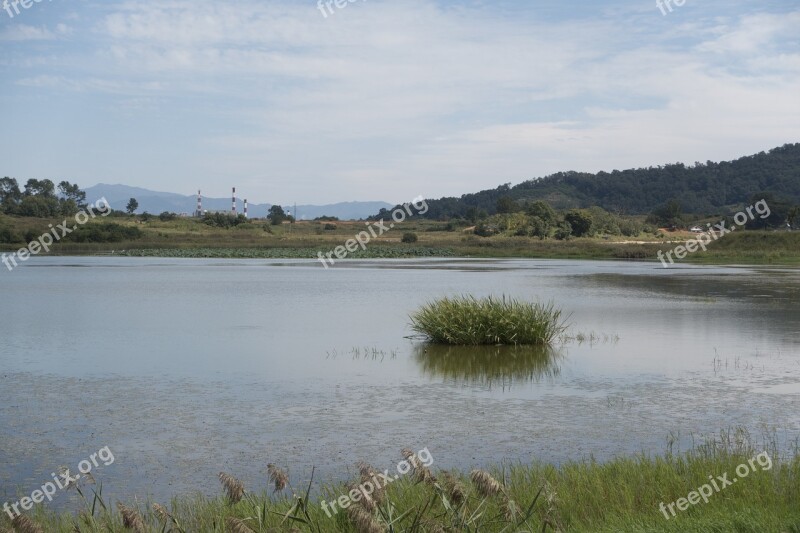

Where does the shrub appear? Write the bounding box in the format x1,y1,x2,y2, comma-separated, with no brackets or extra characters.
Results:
324,223,337,231
63,223,143,243
410,295,567,345
0,226,19,244
402,232,418,243
159,212,178,222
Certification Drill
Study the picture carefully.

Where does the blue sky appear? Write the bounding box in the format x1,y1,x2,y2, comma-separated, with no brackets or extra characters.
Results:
1,0,799,205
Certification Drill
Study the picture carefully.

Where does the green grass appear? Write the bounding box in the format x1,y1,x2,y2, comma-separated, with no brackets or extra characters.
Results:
4,432,799,532
410,295,567,345
2,214,799,266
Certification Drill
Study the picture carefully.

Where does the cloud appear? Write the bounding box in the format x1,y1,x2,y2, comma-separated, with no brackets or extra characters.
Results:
0,0,799,203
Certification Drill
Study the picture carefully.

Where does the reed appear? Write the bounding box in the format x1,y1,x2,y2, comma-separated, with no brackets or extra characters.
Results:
410,295,567,345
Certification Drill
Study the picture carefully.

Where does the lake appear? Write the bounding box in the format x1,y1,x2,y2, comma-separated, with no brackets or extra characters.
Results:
1,257,799,510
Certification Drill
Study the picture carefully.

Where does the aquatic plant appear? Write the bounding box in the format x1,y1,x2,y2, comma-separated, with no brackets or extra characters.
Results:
410,295,567,345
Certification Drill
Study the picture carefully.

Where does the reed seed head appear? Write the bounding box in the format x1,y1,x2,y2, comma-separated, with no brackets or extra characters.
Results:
218,472,245,503
225,517,256,533
267,464,289,492
117,503,146,533
470,469,504,498
10,515,43,533
346,505,385,533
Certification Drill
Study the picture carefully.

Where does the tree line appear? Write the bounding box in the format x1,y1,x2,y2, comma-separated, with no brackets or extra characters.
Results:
380,143,800,221
0,177,87,217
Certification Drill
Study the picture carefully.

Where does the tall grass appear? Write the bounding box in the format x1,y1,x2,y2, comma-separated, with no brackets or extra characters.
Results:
410,295,567,345
5,433,799,533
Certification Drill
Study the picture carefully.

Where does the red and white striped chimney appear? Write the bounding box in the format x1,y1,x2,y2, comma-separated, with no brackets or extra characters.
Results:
232,187,237,215
196,190,202,217
244,199,248,219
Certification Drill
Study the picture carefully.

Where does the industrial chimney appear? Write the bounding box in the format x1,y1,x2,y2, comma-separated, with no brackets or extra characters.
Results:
232,187,237,215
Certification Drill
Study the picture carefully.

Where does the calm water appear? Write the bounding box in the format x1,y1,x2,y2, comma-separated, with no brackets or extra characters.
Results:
1,257,799,509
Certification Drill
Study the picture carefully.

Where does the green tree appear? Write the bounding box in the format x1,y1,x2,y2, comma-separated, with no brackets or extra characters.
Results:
58,181,87,212
788,206,800,228
24,179,56,198
18,195,60,217
496,196,518,214
525,201,557,225
0,177,22,214
268,205,287,225
564,210,593,237
126,198,139,215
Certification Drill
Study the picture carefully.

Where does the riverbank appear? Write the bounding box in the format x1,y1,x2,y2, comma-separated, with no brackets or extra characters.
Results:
5,437,799,532
1,216,799,266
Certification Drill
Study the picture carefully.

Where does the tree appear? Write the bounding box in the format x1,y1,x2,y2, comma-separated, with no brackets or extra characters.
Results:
24,179,56,198
268,205,287,225
744,192,791,230
525,201,557,225
126,198,139,215
496,196,518,214
58,181,87,210
18,195,60,218
564,210,593,237
789,206,800,228
0,177,22,214
648,199,682,227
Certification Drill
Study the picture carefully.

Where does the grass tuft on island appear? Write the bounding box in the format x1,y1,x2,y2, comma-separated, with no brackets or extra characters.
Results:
410,295,567,345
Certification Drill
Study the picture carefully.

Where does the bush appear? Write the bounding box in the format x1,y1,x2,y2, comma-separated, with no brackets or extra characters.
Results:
402,232,418,243
159,212,178,222
63,223,143,243
0,226,19,244
203,212,248,228
410,295,567,346
324,223,337,231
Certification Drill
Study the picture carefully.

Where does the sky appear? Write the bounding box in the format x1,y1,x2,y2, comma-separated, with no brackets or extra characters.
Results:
1,0,799,205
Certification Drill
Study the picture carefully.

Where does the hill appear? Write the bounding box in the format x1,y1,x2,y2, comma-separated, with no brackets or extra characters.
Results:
408,143,800,219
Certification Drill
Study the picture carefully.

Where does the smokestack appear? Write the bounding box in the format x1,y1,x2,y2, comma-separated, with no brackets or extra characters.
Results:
196,190,202,217
244,199,248,219
232,187,237,215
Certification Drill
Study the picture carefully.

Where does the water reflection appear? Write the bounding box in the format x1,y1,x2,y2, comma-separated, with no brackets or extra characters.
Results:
414,343,564,390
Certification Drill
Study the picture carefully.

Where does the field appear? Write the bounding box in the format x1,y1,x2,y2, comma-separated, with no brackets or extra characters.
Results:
1,215,800,265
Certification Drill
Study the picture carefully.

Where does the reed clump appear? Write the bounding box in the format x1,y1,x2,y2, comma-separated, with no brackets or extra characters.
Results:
410,295,567,345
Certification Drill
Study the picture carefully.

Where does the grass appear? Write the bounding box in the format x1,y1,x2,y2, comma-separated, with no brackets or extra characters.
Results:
4,431,799,532
1,215,799,265
410,295,567,345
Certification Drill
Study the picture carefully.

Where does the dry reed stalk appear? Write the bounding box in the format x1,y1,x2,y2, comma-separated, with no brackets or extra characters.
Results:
470,469,504,498
225,517,255,533
267,464,289,493
346,505,385,533
218,472,245,503
117,503,146,533
10,515,43,533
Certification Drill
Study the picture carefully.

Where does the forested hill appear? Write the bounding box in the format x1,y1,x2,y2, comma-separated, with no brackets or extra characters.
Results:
410,143,800,219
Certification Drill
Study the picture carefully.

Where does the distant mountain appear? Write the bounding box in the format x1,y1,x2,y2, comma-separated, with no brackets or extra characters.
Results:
396,143,800,219
83,184,393,220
